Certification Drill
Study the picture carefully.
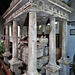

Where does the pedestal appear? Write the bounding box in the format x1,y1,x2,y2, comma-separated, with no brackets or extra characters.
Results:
27,71,41,75
58,57,71,75
22,72,41,75
9,58,22,75
3,52,11,65
45,63,61,75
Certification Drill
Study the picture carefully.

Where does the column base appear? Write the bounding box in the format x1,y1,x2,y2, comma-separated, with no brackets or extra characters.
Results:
45,63,61,73
46,70,59,75
9,58,22,75
58,57,71,75
2,52,11,65
45,63,61,75
27,71,41,75
3,52,11,57
58,57,71,65
21,72,27,75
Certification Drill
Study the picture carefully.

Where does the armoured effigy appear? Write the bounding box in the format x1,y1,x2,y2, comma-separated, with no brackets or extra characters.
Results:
18,35,48,74
18,35,28,67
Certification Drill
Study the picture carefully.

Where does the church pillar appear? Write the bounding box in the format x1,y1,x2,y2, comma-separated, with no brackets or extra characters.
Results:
9,20,22,75
45,16,61,75
58,20,71,75
28,12,41,75
3,23,11,64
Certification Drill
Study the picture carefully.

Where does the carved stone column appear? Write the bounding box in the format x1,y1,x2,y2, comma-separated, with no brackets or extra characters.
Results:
28,12,41,75
9,20,22,75
42,25,46,34
3,23,11,64
58,20,71,75
45,16,61,75
20,25,23,36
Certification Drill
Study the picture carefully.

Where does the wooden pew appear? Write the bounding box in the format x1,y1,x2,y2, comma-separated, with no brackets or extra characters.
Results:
0,59,11,75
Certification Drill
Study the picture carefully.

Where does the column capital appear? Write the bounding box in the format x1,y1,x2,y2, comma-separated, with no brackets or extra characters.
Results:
61,19,68,22
62,20,67,23
58,57,71,65
50,16,55,19
4,22,12,26
29,9,37,12
13,17,21,22
13,18,21,26
13,18,18,22
50,16,56,23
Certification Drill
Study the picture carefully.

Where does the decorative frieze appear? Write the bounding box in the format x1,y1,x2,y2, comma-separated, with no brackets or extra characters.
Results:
3,0,72,24
32,0,69,20
3,0,29,18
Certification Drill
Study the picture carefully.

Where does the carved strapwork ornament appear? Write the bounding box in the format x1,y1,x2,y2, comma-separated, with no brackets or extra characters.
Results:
3,0,72,25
